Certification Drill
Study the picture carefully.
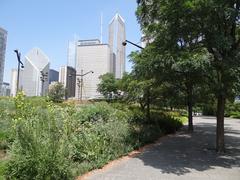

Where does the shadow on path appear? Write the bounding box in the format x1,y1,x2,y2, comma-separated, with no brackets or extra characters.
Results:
136,117,240,176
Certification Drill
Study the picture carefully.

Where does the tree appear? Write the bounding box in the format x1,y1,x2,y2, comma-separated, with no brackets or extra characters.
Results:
48,82,65,103
120,72,156,121
136,0,240,152
126,50,171,121
97,73,119,100
170,50,210,132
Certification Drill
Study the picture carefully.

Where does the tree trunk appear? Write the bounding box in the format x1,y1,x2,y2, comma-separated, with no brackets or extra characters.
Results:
186,82,193,132
187,91,193,132
146,88,151,121
216,94,225,152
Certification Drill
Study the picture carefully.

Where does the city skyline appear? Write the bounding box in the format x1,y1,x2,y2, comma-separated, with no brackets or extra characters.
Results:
0,1,142,84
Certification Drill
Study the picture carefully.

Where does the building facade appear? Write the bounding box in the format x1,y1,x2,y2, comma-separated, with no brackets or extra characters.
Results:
0,82,10,96
0,27,7,95
21,48,50,96
108,13,126,79
67,40,77,69
10,69,23,96
75,39,111,99
49,69,59,84
59,66,76,98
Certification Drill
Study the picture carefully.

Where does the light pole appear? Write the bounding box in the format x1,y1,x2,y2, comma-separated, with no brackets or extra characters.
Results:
122,40,144,50
77,78,81,101
70,70,94,101
122,39,151,119
40,71,48,96
14,50,24,93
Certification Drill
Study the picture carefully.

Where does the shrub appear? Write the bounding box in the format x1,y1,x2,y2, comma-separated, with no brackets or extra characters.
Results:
5,92,72,180
0,98,15,150
48,82,65,103
70,103,133,168
202,104,216,116
225,102,240,118
3,94,184,179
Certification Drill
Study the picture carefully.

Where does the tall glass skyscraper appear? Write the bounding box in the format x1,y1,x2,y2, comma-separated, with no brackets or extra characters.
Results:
108,13,126,79
67,40,77,69
0,27,7,95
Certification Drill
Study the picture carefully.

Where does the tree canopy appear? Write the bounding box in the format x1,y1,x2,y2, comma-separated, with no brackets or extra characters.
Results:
136,0,240,152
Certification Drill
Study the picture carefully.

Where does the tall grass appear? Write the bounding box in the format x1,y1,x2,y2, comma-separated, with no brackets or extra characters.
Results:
2,93,183,179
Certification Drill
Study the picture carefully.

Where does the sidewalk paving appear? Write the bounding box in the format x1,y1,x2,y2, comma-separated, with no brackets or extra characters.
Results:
84,116,240,180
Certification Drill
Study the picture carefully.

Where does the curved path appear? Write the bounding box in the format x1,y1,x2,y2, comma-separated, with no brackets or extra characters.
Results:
85,116,240,180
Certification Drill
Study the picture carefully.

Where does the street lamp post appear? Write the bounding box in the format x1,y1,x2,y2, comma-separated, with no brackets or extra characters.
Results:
122,39,151,119
122,40,144,50
70,70,94,101
40,71,48,96
14,50,24,93
77,78,81,101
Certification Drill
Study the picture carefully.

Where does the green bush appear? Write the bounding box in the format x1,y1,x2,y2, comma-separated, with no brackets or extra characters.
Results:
70,103,133,169
0,160,7,180
3,93,184,179
48,82,65,103
5,92,72,180
0,98,15,150
129,110,183,147
225,102,240,118
202,104,216,116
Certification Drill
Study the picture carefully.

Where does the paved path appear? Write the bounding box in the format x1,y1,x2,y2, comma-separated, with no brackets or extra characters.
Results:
85,116,240,180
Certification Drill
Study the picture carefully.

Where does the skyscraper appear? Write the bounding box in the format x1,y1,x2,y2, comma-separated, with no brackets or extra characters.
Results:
75,39,111,99
0,27,7,95
59,66,76,98
49,69,59,84
108,13,126,79
21,48,50,96
67,40,77,69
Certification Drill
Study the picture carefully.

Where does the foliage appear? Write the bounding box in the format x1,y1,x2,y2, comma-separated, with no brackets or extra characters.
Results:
5,92,72,180
97,73,119,100
136,0,240,152
48,82,65,103
1,93,184,179
120,72,154,109
225,102,240,118
0,160,7,180
0,97,15,150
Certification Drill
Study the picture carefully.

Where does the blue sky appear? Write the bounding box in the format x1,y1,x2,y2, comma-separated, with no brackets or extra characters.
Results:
0,0,142,83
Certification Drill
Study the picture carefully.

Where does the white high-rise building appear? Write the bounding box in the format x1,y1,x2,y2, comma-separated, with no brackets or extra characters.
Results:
21,48,50,96
0,27,7,95
75,39,111,99
108,13,126,79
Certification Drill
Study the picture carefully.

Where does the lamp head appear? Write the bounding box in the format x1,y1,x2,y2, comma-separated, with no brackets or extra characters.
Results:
122,41,127,46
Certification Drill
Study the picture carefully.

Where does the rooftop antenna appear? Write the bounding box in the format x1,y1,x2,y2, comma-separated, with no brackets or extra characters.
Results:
100,12,103,43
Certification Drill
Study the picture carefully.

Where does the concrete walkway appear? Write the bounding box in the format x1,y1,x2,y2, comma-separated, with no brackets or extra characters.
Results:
85,116,240,180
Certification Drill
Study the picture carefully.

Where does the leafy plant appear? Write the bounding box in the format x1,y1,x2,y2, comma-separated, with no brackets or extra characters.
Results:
48,82,65,103
5,92,72,180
